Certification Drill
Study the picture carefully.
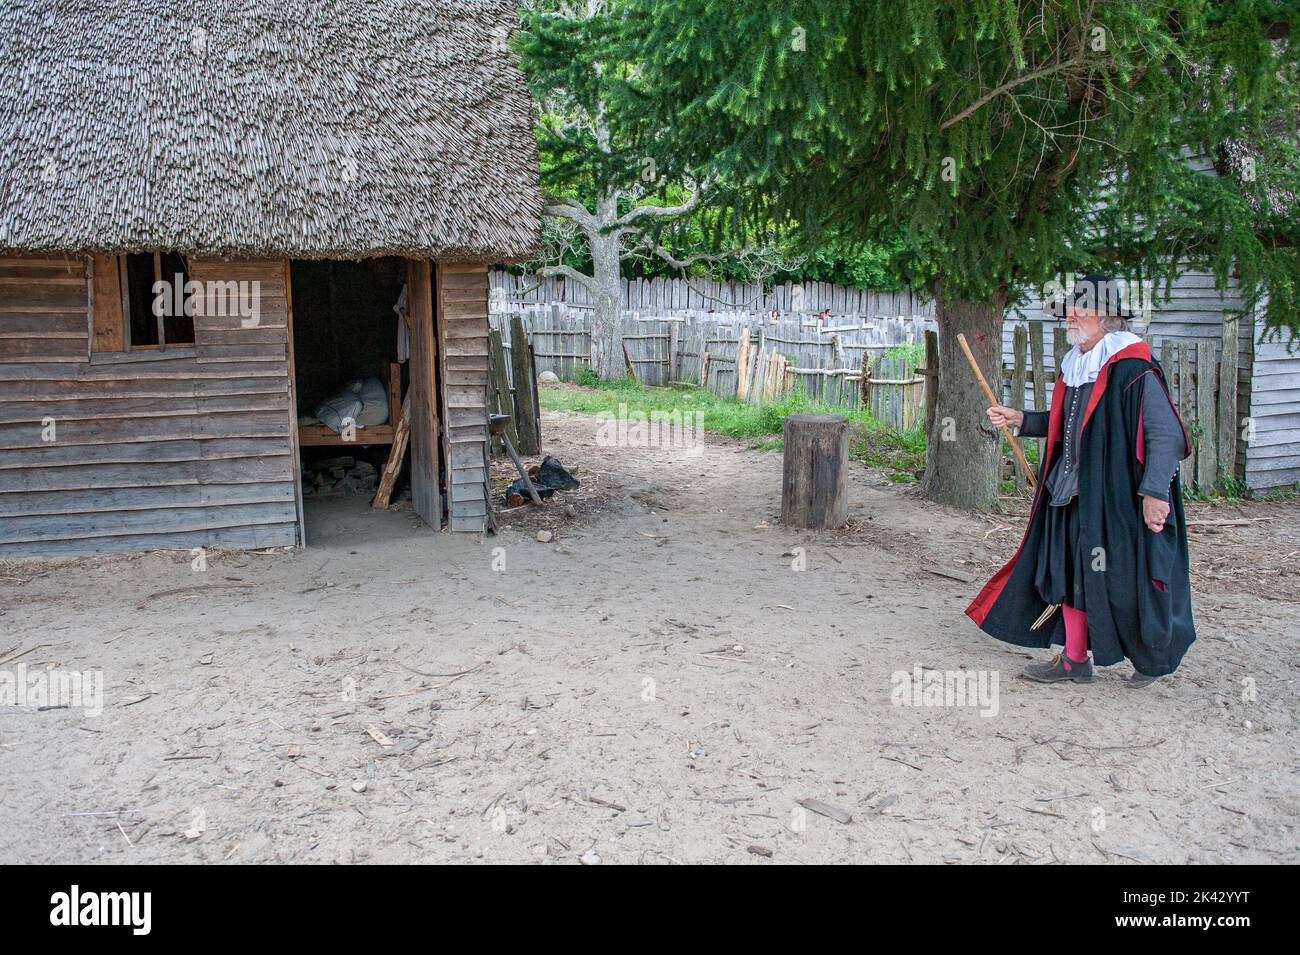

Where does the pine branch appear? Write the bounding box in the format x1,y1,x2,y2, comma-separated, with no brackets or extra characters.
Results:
940,55,1089,130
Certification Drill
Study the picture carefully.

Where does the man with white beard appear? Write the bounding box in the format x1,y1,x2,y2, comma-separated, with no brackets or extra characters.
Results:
967,276,1195,687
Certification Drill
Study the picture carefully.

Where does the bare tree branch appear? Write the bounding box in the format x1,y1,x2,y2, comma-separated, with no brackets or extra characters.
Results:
636,240,803,308
648,245,746,269
536,263,599,294
614,186,705,228
674,280,767,310
940,55,1089,130
544,197,597,230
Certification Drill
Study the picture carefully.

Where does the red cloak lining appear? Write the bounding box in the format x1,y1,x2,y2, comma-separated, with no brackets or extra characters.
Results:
965,341,1153,626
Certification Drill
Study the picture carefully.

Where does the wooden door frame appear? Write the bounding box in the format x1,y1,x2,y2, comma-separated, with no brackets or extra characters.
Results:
282,258,307,546
282,257,442,541
406,258,442,529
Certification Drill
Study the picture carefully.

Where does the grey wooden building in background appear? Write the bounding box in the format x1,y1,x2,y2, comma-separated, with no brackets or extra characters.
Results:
1004,274,1299,491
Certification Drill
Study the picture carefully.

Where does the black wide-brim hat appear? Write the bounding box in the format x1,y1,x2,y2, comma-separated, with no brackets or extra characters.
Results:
1042,274,1136,319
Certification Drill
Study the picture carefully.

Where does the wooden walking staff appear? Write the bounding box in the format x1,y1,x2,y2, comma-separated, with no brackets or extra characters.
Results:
954,333,1059,629
955,333,1036,488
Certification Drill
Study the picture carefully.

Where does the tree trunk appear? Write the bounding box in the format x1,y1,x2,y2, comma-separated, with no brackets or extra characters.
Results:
920,285,1006,510
590,284,621,381
588,196,624,380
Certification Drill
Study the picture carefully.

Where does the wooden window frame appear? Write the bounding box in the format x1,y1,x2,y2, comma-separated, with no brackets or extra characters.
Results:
91,252,195,353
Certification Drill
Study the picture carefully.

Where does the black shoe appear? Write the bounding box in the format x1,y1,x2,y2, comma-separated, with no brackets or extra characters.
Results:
1020,651,1093,684
1126,670,1159,689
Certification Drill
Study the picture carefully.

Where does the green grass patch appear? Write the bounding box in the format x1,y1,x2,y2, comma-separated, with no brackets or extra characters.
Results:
539,376,928,481
849,420,927,483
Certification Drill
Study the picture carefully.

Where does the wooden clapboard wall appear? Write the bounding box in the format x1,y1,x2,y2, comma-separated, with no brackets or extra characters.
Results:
0,254,299,556
1248,315,1300,490
1000,271,1300,489
436,264,491,532
0,254,90,363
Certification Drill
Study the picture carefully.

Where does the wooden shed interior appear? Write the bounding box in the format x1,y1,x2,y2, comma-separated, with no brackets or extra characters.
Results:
290,259,405,421
289,258,411,536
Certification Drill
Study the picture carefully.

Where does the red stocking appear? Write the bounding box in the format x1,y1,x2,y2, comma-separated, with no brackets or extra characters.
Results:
1062,605,1089,670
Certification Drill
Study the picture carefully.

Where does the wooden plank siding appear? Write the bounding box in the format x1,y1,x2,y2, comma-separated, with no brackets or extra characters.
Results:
0,255,299,555
436,264,492,531
0,254,90,363
1247,319,1300,489
1001,269,1300,491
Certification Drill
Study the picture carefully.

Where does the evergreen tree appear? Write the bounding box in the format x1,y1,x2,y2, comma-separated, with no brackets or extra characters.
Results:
515,2,690,380
516,1,816,373
615,0,1298,508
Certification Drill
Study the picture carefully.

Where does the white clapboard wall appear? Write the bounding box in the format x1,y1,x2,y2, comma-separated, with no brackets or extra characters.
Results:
1002,272,1298,490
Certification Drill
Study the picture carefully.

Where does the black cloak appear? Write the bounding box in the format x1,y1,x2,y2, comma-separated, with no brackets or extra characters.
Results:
966,341,1196,676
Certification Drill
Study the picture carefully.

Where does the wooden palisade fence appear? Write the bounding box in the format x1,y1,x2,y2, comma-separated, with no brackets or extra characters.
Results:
490,303,932,431
490,293,1258,494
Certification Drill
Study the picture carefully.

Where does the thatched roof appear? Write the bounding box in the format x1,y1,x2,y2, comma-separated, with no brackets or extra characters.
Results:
0,0,542,261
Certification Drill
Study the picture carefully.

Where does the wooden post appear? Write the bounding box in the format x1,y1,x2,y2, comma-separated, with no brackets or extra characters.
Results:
781,414,849,529
1029,323,1046,473
1179,342,1196,481
621,339,638,382
488,328,517,452
1161,338,1176,401
669,319,680,383
923,329,938,436
1053,326,1069,374
282,259,306,546
750,329,766,402
529,336,542,445
405,259,442,529
860,351,874,413
1217,313,1239,488
752,343,768,404
735,328,751,400
551,302,563,373
510,313,540,456
1012,324,1028,487
1029,323,1047,405
1196,341,1217,490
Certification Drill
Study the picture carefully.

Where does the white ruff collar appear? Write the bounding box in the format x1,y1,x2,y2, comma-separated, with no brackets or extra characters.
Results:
1060,331,1142,387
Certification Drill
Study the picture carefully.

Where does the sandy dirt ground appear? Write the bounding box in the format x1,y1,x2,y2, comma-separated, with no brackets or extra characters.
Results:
2,403,1297,864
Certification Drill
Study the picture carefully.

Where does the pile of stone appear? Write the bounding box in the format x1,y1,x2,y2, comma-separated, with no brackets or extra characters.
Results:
302,456,379,497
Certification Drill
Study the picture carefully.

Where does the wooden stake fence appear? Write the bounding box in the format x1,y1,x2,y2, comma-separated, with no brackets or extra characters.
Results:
492,300,1246,492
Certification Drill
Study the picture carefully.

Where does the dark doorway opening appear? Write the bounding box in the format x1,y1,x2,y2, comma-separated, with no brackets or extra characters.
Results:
288,257,409,533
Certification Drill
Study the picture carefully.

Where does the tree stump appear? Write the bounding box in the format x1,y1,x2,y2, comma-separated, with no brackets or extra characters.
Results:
781,414,848,529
